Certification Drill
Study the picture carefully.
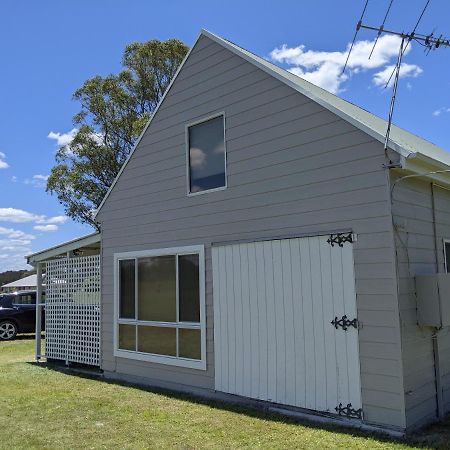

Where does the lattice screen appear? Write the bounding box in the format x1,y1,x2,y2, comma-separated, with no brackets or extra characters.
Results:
45,255,101,366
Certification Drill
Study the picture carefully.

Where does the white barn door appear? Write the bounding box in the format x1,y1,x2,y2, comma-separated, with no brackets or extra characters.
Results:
212,235,362,419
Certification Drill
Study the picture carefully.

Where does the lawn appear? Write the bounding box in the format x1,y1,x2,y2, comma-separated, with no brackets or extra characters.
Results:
0,338,448,449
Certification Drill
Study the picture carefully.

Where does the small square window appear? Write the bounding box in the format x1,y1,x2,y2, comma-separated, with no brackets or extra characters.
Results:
187,115,226,194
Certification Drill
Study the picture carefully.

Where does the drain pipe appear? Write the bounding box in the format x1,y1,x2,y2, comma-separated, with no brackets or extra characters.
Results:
431,183,444,419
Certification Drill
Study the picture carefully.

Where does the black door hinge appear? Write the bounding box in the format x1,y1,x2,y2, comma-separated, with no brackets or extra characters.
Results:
335,403,363,419
327,232,353,247
331,315,358,331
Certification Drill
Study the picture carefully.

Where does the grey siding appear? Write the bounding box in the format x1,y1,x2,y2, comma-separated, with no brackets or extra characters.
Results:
391,173,450,429
97,35,406,429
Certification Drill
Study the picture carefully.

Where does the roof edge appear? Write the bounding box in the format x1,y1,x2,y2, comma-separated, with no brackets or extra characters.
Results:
27,231,101,264
93,29,450,218
200,29,412,158
94,30,205,220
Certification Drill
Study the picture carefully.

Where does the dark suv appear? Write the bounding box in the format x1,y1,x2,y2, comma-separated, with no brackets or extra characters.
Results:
0,291,44,340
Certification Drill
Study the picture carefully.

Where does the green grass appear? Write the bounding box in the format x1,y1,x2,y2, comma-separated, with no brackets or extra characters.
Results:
0,338,448,449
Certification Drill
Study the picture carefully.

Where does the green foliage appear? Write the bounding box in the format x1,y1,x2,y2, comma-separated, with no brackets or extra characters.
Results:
0,270,35,288
47,39,189,228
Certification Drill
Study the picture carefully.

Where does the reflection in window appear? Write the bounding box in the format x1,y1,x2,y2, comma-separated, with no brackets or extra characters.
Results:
117,249,203,364
119,259,135,319
445,242,450,273
188,115,225,193
138,256,176,322
178,254,200,322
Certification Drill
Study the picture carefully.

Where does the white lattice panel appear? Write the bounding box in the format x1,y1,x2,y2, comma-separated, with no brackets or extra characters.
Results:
45,255,101,366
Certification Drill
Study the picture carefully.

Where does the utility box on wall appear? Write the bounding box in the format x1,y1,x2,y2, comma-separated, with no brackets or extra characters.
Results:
415,273,450,327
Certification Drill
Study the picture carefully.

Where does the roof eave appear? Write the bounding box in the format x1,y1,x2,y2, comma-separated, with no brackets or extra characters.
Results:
26,232,101,265
399,152,450,188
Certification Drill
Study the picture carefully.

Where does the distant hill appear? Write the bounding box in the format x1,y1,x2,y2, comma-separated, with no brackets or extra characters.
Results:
0,270,36,287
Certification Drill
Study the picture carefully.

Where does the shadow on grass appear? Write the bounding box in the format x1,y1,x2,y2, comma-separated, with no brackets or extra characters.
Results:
26,360,447,449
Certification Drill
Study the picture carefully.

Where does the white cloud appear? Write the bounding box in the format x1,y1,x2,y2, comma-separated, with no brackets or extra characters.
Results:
270,35,423,94
289,62,348,96
0,152,9,169
432,107,450,117
0,208,44,223
0,211,67,271
372,63,423,87
11,176,18,182
47,128,78,146
0,226,35,271
34,224,58,232
0,209,69,270
189,148,206,168
24,174,49,188
0,249,32,270
37,215,67,225
0,227,35,240
0,208,68,227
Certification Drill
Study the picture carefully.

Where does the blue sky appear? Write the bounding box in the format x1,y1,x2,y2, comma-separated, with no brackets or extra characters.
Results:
0,0,449,271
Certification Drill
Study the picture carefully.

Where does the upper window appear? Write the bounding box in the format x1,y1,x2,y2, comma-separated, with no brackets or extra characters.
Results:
187,115,226,194
115,246,205,370
445,241,450,273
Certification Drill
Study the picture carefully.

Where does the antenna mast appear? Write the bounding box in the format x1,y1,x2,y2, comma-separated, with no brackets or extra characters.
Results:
344,1,450,151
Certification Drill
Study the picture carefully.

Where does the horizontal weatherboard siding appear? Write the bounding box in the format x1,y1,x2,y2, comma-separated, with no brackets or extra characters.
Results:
391,173,450,429
98,34,405,429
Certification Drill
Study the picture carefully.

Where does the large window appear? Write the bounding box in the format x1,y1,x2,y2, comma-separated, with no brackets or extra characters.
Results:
187,114,226,195
114,245,205,369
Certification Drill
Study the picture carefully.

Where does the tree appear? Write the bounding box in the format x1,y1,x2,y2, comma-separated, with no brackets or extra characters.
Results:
47,39,189,228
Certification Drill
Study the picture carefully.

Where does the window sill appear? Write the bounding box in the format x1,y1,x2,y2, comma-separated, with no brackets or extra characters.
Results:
187,185,227,197
114,348,206,370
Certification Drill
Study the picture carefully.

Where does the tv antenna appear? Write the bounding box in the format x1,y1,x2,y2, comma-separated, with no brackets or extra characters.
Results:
343,0,450,151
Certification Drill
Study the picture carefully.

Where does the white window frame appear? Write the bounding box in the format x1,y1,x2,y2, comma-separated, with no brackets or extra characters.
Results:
444,239,450,273
113,245,206,370
186,112,227,196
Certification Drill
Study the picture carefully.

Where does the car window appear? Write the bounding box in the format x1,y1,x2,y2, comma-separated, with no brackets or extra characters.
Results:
0,295,13,307
13,293,36,305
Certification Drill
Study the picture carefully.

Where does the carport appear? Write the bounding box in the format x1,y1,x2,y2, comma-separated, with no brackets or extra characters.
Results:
27,232,101,367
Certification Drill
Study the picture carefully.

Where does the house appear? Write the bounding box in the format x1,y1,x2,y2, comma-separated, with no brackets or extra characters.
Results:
1,274,38,292
29,29,450,434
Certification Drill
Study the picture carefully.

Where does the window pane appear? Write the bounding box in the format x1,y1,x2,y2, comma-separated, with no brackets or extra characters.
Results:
446,243,450,273
189,116,225,193
13,294,35,305
138,256,176,322
119,324,136,351
138,326,176,356
179,254,200,322
119,259,135,319
178,328,201,360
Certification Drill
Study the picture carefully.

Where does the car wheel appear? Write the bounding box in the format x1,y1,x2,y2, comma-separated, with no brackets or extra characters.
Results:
0,321,18,341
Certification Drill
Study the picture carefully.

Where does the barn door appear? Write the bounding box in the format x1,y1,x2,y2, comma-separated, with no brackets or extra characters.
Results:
212,234,362,419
